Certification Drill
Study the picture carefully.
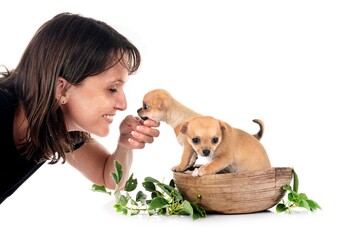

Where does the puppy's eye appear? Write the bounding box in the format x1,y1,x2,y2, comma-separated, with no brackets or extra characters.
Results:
212,137,219,144
192,137,200,144
143,103,149,110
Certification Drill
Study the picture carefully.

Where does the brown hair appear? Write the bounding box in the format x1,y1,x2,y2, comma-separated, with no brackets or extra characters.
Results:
0,12,141,163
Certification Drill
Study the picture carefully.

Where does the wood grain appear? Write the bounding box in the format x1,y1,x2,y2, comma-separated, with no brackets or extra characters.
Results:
173,167,293,214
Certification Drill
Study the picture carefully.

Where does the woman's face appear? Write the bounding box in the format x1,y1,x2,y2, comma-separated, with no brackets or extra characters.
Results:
62,62,129,137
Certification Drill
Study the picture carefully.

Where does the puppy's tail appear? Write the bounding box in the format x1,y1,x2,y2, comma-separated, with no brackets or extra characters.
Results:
252,119,264,140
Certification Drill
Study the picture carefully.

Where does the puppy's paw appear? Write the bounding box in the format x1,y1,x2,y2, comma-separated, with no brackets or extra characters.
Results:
192,167,208,177
171,165,186,172
192,168,200,177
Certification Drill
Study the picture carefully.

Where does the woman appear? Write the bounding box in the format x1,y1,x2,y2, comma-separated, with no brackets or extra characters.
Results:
0,12,160,204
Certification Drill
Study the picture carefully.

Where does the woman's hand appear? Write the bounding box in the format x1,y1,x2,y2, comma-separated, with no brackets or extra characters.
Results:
118,115,160,149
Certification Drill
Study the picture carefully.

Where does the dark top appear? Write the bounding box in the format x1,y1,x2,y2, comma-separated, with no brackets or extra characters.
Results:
0,88,44,204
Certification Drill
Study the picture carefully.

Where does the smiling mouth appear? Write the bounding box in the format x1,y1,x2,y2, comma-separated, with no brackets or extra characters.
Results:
140,116,149,121
103,114,114,121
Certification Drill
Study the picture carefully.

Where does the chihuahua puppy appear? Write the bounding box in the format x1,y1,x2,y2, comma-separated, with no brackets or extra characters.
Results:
137,89,202,145
177,116,271,176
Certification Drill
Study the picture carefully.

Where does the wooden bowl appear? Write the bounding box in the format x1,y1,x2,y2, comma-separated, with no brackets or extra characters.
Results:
173,167,293,214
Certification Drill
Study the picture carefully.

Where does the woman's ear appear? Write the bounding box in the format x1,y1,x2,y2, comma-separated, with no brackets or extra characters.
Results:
56,77,69,104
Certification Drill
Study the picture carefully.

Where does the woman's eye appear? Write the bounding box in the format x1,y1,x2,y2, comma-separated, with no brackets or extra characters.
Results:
109,86,118,93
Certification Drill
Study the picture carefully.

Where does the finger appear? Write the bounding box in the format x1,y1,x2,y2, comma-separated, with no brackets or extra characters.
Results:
136,125,160,138
124,115,140,126
128,137,146,149
142,119,160,127
131,130,155,144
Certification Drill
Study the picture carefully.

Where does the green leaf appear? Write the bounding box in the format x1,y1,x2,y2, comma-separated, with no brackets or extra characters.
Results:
121,208,128,215
130,209,140,216
151,192,158,199
142,181,156,192
114,161,123,183
307,199,322,211
292,169,299,193
275,203,287,213
116,194,128,206
177,200,194,215
191,202,207,219
111,172,119,185
287,192,296,202
298,193,308,200
282,185,292,192
148,197,169,210
144,176,160,183
136,190,147,202
169,179,176,188
124,173,137,192
114,203,125,213
298,199,311,211
156,182,175,197
91,184,111,195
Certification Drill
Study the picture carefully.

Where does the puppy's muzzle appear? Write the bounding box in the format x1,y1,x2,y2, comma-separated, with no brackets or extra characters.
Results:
137,108,149,121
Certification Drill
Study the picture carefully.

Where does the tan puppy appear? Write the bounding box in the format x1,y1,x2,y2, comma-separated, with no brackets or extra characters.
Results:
137,89,202,145
178,116,271,176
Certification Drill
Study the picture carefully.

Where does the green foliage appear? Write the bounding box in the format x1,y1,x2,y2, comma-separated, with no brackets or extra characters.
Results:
276,169,321,214
92,161,206,220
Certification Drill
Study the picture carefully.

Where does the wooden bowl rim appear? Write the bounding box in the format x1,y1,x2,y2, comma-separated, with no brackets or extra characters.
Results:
173,167,293,180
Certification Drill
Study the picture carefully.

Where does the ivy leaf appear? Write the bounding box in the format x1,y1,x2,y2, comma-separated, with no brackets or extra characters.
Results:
114,203,125,213
114,161,123,183
142,181,156,192
191,202,207,220
275,203,287,213
124,173,137,192
156,182,175,197
307,199,321,211
298,199,311,211
177,200,194,215
148,197,169,210
144,176,160,183
91,184,111,195
136,190,147,203
282,185,292,192
116,194,128,207
111,172,119,185
169,179,176,188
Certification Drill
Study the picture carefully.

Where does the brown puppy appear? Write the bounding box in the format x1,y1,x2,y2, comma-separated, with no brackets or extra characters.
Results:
137,89,202,145
178,116,271,176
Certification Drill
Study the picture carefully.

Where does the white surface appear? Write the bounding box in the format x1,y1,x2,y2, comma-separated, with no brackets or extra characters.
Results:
0,0,353,239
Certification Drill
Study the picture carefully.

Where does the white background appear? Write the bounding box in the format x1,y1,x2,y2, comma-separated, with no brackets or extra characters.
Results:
0,0,353,239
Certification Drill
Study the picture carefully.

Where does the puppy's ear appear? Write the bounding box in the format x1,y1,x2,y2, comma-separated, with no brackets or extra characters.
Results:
180,122,189,134
219,120,230,133
153,97,170,110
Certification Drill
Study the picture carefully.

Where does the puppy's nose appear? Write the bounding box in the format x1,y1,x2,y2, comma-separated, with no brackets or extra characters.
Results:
137,108,142,114
202,149,210,156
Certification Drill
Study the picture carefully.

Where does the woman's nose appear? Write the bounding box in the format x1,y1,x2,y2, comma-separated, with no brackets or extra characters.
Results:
114,91,127,111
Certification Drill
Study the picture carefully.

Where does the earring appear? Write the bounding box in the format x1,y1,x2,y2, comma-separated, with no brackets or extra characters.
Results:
61,100,66,104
